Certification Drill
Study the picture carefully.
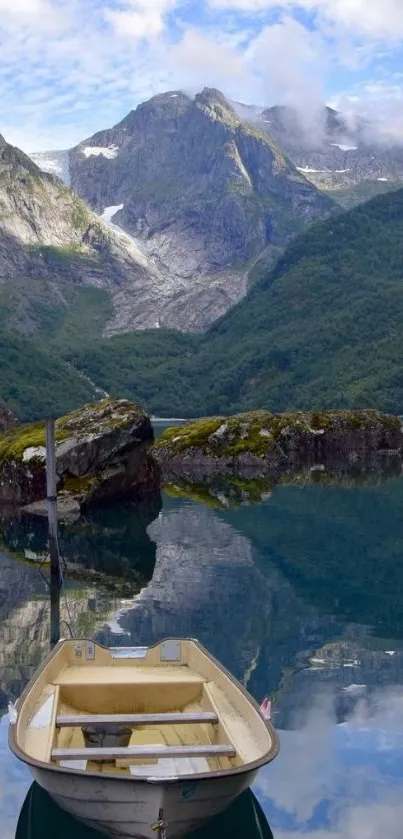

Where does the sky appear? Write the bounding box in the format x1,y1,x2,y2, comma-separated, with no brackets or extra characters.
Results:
2,0,403,151
254,687,403,839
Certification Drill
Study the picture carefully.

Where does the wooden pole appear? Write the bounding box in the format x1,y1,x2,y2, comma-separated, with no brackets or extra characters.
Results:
46,418,61,648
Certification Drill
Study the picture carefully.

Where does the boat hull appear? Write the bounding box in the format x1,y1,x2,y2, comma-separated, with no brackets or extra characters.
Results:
31,764,259,838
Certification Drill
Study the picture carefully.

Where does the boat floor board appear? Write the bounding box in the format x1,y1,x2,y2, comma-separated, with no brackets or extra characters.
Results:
56,712,218,727
52,744,237,761
54,666,204,686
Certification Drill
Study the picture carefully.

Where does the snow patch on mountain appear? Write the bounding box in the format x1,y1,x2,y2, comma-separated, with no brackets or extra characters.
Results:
297,167,329,174
329,143,358,152
82,145,119,159
100,204,148,259
29,150,71,186
101,204,124,225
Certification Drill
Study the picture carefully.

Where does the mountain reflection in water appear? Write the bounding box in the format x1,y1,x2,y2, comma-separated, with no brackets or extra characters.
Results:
1,459,403,837
0,500,160,713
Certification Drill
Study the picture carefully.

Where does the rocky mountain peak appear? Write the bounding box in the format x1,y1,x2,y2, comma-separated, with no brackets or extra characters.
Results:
195,87,239,125
0,136,44,179
65,87,332,332
118,90,192,133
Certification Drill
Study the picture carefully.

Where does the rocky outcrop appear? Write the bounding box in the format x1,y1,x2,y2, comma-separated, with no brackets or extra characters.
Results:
0,401,18,434
154,409,402,481
66,88,332,332
0,398,159,510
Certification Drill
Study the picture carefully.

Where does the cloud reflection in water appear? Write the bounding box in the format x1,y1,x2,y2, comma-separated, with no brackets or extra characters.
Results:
255,687,403,839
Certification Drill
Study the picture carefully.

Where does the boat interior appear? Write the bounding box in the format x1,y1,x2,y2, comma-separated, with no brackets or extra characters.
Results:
14,639,274,779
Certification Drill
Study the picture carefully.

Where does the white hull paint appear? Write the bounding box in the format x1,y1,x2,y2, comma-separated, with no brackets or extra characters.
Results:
32,765,258,838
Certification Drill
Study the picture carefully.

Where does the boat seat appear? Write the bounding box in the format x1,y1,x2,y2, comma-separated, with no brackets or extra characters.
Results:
52,744,236,762
56,712,218,727
54,666,205,686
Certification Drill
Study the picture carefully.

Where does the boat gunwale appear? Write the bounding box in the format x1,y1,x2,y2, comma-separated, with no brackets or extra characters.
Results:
8,637,280,784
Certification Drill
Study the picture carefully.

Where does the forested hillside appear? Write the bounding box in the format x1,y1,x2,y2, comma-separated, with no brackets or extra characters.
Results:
6,186,403,420
63,187,403,417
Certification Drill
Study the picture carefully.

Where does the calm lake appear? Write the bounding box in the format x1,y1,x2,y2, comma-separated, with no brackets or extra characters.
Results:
1,427,403,838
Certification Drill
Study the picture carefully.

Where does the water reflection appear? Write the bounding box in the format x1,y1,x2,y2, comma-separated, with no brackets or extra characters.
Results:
223,476,403,637
1,465,403,836
15,784,273,839
95,495,337,690
257,686,403,838
0,711,30,839
163,456,403,509
0,497,160,586
0,499,161,712
0,550,126,713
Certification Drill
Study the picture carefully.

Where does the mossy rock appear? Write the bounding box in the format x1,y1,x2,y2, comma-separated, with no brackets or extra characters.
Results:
0,422,69,468
0,397,157,509
0,397,145,468
155,408,402,466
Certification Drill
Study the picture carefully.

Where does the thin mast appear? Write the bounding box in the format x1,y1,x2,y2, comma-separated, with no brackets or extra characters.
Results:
46,418,61,647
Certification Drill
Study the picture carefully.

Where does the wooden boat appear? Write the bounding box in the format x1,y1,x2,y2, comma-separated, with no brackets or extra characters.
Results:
9,637,279,839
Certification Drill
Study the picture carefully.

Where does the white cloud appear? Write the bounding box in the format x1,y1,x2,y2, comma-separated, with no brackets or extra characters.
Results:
104,0,178,40
170,29,249,92
209,0,403,42
1,0,403,152
0,0,65,31
331,76,403,144
255,688,403,839
0,0,51,13
248,16,328,101
246,17,331,141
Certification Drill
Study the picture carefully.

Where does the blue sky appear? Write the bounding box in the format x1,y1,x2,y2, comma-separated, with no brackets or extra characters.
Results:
2,0,403,151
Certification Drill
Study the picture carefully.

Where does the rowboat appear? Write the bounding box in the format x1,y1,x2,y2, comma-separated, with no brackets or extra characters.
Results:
9,637,279,839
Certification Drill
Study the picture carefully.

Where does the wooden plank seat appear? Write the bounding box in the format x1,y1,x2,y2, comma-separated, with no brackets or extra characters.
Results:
54,666,205,686
52,744,236,762
56,712,219,727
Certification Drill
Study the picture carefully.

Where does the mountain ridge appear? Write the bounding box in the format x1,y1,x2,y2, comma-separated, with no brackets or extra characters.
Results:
237,102,403,204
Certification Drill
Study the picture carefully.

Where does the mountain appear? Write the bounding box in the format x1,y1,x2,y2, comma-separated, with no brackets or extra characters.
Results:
0,133,176,339
236,103,403,206
0,134,188,418
66,185,403,417
30,89,333,332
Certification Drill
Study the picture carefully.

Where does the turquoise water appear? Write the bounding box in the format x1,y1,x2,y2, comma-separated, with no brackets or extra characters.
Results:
2,461,403,837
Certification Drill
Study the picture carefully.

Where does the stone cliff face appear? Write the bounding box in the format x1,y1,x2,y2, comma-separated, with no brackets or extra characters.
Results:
67,88,332,331
0,398,159,509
